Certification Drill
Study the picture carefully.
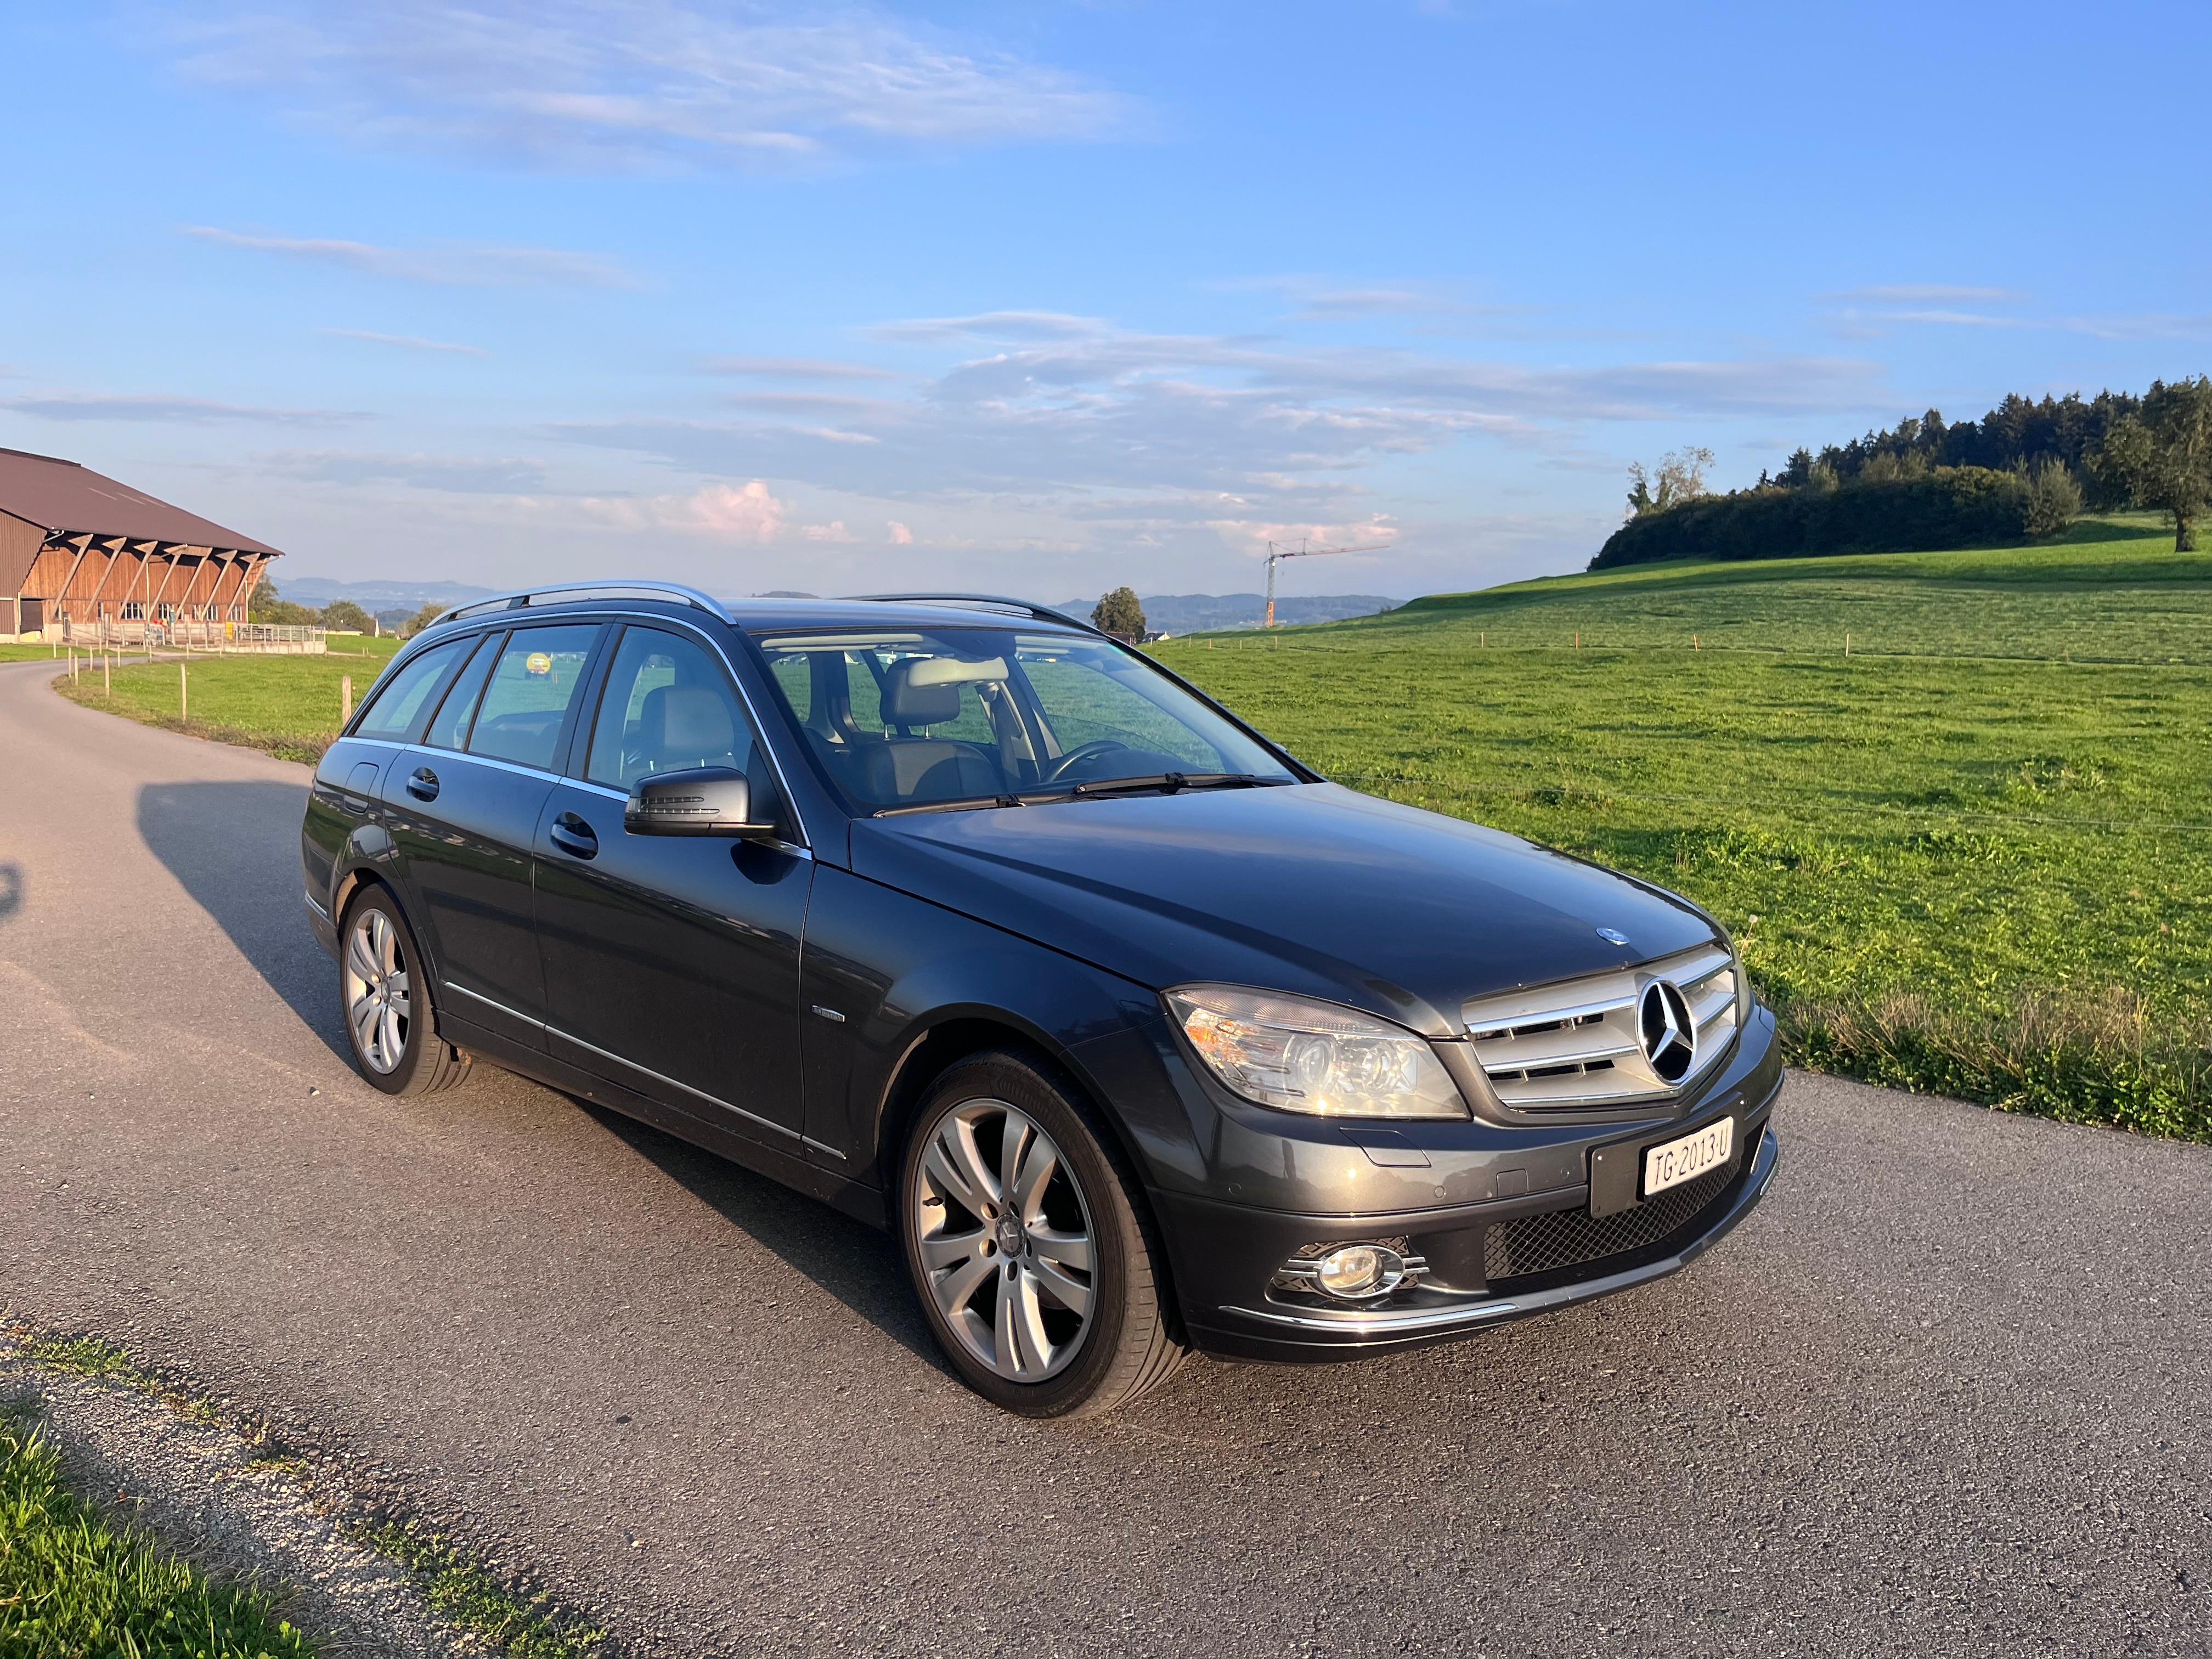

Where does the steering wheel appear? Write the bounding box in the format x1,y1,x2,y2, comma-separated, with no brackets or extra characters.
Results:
1040,739,1131,785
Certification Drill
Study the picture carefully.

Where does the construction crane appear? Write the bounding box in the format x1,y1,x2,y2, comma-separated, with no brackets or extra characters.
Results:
1262,538,1390,628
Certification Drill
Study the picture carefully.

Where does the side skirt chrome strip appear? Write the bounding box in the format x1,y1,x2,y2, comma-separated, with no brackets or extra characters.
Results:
443,980,544,1028
545,1023,803,1145
440,984,842,1159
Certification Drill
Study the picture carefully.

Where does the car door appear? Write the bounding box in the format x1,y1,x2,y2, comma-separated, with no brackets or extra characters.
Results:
533,621,814,1147
378,622,606,1048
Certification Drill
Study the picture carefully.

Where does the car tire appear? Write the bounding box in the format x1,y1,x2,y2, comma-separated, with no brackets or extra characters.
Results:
338,887,470,1097
899,1049,1188,1418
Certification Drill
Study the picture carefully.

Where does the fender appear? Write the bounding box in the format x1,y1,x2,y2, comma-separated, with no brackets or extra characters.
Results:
796,863,1192,1191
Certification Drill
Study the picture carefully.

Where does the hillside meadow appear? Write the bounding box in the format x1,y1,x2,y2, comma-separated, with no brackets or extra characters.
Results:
1155,517,2212,1140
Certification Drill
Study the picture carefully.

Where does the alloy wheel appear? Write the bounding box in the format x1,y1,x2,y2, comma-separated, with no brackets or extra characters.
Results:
343,907,411,1074
912,1099,1096,1381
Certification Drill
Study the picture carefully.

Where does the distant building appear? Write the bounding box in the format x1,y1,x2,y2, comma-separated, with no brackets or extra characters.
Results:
0,447,282,640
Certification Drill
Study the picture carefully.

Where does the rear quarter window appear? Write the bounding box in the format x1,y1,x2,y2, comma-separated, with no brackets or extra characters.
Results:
351,639,467,742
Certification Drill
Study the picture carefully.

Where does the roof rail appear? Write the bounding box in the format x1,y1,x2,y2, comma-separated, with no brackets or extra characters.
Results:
435,580,737,627
844,592,1104,635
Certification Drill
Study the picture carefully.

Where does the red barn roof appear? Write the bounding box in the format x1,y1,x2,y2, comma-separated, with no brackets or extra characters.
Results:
0,447,282,555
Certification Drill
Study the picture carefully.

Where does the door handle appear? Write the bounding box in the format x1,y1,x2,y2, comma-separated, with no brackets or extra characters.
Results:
405,766,440,802
549,812,599,860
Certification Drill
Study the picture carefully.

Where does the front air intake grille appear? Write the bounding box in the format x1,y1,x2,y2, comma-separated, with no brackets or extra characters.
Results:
1483,1160,1740,1284
1463,941,1741,1115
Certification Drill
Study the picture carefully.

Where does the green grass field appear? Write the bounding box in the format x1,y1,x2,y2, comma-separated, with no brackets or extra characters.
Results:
1154,515,2212,1140
50,637,403,762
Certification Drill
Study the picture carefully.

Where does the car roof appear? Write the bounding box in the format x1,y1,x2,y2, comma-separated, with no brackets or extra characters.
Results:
417,586,1097,641
729,596,1089,635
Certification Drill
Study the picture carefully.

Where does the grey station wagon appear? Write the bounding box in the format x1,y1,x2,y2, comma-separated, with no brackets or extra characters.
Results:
302,583,1782,1416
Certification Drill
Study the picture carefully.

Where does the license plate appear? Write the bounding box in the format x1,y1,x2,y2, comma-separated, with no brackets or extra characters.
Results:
1643,1116,1734,1197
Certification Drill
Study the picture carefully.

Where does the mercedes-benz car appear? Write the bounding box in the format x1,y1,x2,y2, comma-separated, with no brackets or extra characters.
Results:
301,583,1781,1417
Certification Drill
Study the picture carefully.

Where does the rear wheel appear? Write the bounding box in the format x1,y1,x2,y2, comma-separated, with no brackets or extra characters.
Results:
900,1050,1186,1417
339,888,470,1096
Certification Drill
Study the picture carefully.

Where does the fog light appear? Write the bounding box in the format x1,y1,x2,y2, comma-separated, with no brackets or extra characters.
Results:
1313,1243,1407,1300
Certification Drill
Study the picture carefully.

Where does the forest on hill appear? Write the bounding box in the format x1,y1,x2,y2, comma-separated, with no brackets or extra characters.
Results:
1593,379,2212,568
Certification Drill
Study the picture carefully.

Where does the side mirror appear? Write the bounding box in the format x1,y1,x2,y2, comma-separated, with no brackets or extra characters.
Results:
625,766,775,838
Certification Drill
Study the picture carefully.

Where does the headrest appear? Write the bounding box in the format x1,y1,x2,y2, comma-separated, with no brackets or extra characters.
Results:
881,659,962,726
643,684,735,759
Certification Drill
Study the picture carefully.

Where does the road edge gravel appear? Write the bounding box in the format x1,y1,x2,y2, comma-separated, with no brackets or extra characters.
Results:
0,1322,607,1658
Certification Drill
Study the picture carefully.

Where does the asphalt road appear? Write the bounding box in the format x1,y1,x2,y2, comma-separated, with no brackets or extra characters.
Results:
2,655,2208,1658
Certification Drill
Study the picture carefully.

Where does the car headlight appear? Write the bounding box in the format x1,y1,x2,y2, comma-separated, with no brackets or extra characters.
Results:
1164,985,1469,1120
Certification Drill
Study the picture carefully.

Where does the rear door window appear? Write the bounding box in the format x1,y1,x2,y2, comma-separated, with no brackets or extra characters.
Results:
465,626,602,771
422,632,501,751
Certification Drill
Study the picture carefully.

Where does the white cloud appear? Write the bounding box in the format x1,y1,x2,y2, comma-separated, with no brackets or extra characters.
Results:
261,449,547,492
167,1,1136,171
864,311,1107,344
887,520,913,544
702,355,902,380
1831,284,2021,304
185,227,636,289
321,328,489,356
802,520,855,541
3,393,368,427
557,318,1883,523
1201,515,1400,557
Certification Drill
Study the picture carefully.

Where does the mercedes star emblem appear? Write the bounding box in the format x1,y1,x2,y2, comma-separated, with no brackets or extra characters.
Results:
1638,979,1697,1083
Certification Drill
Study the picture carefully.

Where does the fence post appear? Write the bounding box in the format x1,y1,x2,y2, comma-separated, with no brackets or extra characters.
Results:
104,653,110,697
180,661,188,721
1845,631,1852,657
341,674,353,725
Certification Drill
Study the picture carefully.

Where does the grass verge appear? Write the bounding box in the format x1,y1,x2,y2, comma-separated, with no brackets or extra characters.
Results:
5,1324,605,1658
46,642,402,763
1155,522,2212,1141
0,1400,315,1658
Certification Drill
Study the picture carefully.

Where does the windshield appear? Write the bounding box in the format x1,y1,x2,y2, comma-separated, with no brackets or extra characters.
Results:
752,627,1299,812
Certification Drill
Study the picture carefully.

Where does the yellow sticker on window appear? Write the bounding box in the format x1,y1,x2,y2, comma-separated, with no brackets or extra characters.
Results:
525,652,552,677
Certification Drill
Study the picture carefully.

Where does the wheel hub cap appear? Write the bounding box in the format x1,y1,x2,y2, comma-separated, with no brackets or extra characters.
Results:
912,1099,1097,1383
343,910,412,1075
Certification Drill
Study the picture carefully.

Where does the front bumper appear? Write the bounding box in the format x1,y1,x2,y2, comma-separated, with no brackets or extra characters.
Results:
1158,1062,1782,1363
1177,1124,1778,1371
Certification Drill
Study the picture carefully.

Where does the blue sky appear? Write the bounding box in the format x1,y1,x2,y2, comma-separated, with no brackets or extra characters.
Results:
3,1,2207,603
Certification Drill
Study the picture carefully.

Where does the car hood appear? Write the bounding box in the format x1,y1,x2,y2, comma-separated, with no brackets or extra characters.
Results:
848,783,1720,1039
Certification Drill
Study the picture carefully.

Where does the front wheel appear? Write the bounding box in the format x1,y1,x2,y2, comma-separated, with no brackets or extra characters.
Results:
338,888,470,1097
899,1051,1187,1417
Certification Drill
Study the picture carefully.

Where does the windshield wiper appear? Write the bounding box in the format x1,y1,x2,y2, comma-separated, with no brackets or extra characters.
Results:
872,793,1030,817
1069,771,1286,797
871,773,1289,817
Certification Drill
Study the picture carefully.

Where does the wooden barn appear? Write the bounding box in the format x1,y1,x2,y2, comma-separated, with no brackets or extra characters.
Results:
0,446,283,642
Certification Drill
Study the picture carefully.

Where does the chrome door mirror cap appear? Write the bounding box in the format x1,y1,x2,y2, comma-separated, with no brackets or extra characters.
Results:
624,766,775,838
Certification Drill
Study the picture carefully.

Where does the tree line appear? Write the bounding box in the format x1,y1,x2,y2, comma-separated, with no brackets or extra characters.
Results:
248,580,445,636
1594,377,2212,569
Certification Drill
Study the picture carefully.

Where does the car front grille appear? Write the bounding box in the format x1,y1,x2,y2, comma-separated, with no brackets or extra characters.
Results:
1483,1159,1741,1284
1462,940,1740,1114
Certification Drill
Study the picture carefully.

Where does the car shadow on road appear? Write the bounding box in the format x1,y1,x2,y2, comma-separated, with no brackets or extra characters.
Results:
577,1100,946,1371
134,780,345,1058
